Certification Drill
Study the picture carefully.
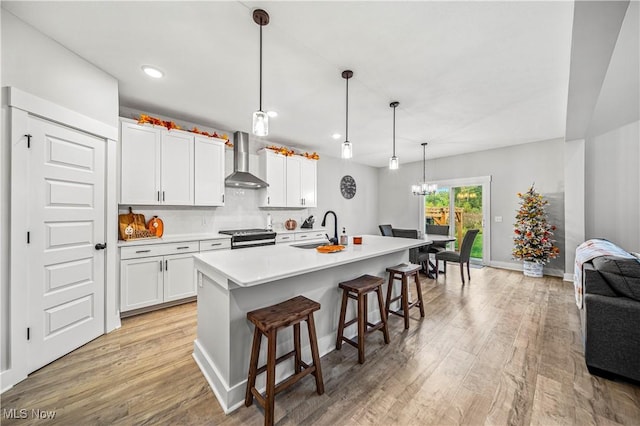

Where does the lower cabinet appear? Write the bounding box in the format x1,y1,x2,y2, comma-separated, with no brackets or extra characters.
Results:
120,238,229,313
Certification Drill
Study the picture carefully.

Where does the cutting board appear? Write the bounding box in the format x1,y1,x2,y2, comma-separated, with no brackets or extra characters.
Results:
119,207,155,240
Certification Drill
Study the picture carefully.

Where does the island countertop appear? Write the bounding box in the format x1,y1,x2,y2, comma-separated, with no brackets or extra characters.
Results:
193,234,427,288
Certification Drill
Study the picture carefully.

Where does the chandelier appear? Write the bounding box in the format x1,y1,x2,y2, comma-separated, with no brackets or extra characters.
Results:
411,142,437,195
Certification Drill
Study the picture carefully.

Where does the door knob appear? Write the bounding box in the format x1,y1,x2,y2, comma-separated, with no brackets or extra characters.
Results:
95,243,107,250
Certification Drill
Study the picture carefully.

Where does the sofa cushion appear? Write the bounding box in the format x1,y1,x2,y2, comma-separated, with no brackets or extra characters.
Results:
592,256,640,301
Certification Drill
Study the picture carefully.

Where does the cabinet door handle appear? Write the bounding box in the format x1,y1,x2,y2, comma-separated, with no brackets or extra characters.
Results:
136,249,151,253
157,191,160,202
162,191,165,202
165,260,168,271
281,236,290,240
267,196,270,205
160,260,163,272
210,243,222,247
177,246,190,250
222,194,225,203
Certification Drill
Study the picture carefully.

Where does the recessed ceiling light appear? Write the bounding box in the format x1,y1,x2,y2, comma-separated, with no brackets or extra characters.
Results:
267,111,278,118
332,133,341,140
142,65,164,78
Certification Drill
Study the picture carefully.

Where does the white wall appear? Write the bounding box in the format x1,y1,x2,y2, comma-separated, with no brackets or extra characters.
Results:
378,139,566,273
1,11,118,375
584,2,639,253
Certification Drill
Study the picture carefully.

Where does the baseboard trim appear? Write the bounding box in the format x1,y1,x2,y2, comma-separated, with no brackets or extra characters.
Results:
488,261,564,278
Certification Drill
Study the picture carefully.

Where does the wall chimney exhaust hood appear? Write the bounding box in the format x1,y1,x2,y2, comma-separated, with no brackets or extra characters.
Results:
225,131,269,189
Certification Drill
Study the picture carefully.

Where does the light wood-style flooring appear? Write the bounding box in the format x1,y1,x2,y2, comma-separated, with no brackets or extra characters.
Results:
2,266,640,425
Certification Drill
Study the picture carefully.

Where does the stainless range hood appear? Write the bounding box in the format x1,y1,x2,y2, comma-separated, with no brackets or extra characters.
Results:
225,131,269,189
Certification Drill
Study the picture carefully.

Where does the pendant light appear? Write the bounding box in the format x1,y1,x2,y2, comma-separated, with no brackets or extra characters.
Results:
389,101,400,170
252,9,269,136
341,70,353,159
412,142,438,195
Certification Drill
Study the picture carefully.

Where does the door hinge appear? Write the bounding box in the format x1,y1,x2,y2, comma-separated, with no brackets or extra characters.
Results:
27,327,30,340
25,134,32,148
27,232,30,244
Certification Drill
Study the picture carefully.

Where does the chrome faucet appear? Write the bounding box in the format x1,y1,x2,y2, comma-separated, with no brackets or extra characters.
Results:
321,210,338,244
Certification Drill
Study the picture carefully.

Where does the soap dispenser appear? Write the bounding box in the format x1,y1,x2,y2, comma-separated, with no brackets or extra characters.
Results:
340,227,348,245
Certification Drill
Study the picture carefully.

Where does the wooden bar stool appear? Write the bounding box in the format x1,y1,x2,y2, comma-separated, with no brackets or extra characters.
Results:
245,295,324,426
336,274,390,364
385,263,425,329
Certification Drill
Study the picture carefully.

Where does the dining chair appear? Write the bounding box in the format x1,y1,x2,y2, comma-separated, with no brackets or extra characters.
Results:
425,225,450,275
435,229,479,284
391,229,430,275
379,224,394,237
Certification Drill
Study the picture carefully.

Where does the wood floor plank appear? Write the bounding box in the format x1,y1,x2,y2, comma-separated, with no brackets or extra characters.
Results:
2,269,639,425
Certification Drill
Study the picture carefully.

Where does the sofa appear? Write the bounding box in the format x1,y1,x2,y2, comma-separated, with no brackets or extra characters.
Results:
581,254,640,382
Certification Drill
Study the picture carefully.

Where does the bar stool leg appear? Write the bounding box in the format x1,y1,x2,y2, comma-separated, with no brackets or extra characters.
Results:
402,276,410,330
376,286,390,344
245,327,262,407
294,322,302,373
265,328,278,426
385,272,395,315
307,314,325,394
357,292,366,364
336,289,349,350
414,273,425,317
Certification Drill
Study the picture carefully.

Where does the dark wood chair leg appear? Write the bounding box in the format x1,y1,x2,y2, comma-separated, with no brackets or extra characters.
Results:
385,272,395,315
265,328,278,426
293,322,302,373
402,276,410,330
307,314,325,394
460,262,465,284
467,262,471,281
245,327,262,407
357,293,366,364
336,289,349,350
414,273,425,317
376,286,390,344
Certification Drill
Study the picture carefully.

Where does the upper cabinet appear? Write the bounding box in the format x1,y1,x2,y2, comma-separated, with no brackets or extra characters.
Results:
119,119,225,206
258,149,317,208
194,136,225,206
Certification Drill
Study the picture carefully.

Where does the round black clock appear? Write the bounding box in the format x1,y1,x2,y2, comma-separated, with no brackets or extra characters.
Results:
340,175,356,199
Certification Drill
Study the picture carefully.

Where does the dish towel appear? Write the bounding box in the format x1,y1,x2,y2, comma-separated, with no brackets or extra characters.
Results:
574,239,634,308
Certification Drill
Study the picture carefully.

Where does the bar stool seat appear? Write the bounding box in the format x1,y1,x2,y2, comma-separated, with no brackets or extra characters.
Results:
336,274,390,364
385,263,425,329
245,296,324,426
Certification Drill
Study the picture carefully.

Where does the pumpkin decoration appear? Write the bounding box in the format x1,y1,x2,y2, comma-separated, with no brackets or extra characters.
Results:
284,219,297,230
147,216,164,238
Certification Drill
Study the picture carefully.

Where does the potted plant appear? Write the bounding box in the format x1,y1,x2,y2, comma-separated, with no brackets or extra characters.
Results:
512,185,560,277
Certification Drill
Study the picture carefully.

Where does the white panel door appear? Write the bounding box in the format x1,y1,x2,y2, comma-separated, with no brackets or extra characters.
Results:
161,131,194,205
194,137,225,206
120,121,161,204
300,158,317,207
27,115,106,372
286,155,303,207
164,254,196,302
120,257,164,312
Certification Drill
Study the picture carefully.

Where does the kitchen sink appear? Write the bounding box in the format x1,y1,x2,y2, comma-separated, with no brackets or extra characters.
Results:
291,242,329,249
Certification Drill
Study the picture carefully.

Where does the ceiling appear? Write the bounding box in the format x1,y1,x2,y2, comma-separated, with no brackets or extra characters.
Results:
3,1,574,167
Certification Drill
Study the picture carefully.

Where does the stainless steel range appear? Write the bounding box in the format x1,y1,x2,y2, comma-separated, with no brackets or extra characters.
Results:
218,228,277,249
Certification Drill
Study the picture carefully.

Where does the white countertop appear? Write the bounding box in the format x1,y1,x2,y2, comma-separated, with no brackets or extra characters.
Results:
194,234,434,287
117,233,231,247
272,227,327,234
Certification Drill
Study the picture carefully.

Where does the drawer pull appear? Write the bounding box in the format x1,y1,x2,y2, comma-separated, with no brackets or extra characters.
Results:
136,249,151,253
281,236,290,240
210,243,222,247
177,246,190,250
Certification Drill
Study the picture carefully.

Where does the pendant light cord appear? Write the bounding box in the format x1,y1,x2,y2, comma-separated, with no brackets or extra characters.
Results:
345,77,349,141
392,105,396,156
423,143,427,182
259,19,263,111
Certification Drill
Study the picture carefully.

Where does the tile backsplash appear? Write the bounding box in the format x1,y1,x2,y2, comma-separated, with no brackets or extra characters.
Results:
119,188,310,235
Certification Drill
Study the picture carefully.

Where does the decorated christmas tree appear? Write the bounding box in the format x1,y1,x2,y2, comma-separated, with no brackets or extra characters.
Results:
513,185,560,264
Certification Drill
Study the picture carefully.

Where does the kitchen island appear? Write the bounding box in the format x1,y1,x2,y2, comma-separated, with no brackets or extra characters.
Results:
192,234,428,413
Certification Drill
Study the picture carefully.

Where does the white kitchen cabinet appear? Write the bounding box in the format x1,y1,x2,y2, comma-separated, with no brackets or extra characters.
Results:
259,150,287,207
259,150,318,208
120,119,194,205
164,254,196,302
294,230,326,241
194,136,226,206
120,256,164,311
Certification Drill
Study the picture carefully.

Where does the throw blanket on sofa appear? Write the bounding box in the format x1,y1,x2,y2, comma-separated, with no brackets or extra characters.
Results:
574,239,634,308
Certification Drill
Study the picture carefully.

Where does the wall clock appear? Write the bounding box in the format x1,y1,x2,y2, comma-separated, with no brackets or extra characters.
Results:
340,175,356,199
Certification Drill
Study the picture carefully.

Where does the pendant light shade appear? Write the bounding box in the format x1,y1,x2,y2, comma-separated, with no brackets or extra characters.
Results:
389,101,399,170
412,142,438,195
252,9,269,136
341,70,354,159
